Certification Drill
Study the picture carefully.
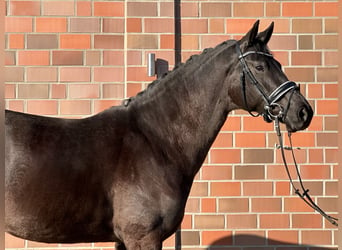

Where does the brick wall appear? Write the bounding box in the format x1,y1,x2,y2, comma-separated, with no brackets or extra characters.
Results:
4,0,338,249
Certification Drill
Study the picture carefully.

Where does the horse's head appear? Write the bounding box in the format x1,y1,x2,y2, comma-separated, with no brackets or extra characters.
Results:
228,20,313,132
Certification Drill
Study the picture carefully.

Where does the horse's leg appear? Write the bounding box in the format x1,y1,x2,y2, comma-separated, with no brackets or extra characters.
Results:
115,242,126,250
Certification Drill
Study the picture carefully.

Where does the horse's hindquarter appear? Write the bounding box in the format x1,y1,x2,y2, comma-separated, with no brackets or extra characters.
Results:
5,110,125,243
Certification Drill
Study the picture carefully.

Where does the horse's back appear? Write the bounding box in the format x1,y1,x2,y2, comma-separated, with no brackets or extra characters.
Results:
5,108,128,243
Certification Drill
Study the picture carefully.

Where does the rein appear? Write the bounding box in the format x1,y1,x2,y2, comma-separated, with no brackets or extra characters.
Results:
235,42,338,227
274,118,338,227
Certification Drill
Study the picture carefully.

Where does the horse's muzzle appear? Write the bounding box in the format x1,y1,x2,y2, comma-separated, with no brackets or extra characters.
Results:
285,104,313,132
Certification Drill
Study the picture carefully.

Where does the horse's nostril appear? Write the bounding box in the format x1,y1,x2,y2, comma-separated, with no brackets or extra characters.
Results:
298,107,308,121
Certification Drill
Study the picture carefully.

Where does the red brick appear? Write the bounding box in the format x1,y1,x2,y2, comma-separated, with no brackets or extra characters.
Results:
126,67,155,82
94,100,123,113
194,215,225,229
252,198,282,212
103,51,124,66
69,84,100,99
210,182,240,196
60,100,91,116
180,3,199,17
94,67,124,83
235,133,265,147
36,18,67,33
182,19,208,34
301,231,332,245
266,2,280,17
235,165,265,180
316,100,338,115
51,84,66,99
189,182,208,197
127,2,157,17
76,1,91,16
227,214,257,229
60,67,91,82
18,51,49,66
292,19,322,33
86,51,101,66
317,67,338,82
103,18,124,33
226,19,256,34
5,84,15,99
94,2,124,17
291,52,322,66
275,182,290,196
94,35,124,49
5,17,33,32
292,214,322,228
268,35,297,50
52,51,83,66
27,34,58,49
10,1,40,16
243,149,273,164
283,2,313,17
145,18,174,33
5,51,15,66
27,67,58,82
284,67,315,82
27,100,58,116
128,34,159,50
325,83,338,98
284,197,314,212
202,231,232,246
201,198,216,213
70,17,101,33
185,198,200,213
260,214,290,228
182,35,199,50
210,149,240,164
218,198,249,213
102,84,125,99
212,133,232,148
8,34,24,49
233,3,264,17
267,230,299,245
42,1,74,15
222,117,241,131
18,84,49,99
5,67,24,82
243,182,273,196
243,116,273,131
160,34,174,50
315,2,338,17
201,35,229,50
8,101,24,112
60,34,91,49
201,166,232,181
317,132,338,147
127,18,142,33
209,19,225,34
127,83,143,97
201,3,231,17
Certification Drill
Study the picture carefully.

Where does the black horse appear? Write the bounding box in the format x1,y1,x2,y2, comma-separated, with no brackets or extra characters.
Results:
5,21,313,250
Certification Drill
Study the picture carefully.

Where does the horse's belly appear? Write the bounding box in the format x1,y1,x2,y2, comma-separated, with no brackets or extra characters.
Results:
5,199,117,243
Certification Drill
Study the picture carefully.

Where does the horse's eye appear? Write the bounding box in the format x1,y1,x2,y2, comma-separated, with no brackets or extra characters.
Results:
256,65,264,71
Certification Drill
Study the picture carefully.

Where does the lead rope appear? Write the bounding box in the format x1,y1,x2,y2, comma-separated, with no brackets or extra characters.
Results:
274,117,338,226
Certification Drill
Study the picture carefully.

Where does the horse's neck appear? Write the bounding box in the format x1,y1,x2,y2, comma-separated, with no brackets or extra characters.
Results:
131,61,233,178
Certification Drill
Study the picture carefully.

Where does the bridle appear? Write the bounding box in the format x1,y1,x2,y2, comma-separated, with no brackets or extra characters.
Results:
235,42,338,227
235,42,298,123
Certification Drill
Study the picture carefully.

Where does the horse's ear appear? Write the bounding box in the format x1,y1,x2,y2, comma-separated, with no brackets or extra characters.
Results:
243,20,260,46
257,22,274,45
